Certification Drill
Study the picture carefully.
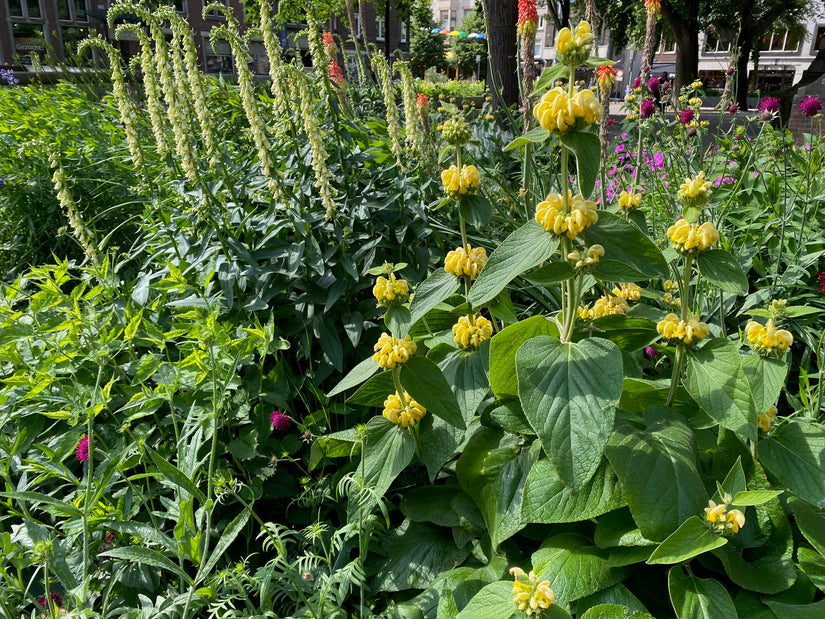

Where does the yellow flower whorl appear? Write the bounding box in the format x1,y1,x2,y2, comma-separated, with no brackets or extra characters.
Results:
612,282,642,302
568,244,604,270
510,567,556,616
533,86,602,135
656,313,710,345
745,319,793,357
440,116,472,145
667,219,719,254
382,391,426,427
554,21,593,67
453,315,493,350
445,244,488,280
677,171,713,207
618,189,642,211
441,164,480,197
373,333,417,368
578,295,629,321
373,273,410,307
535,192,598,239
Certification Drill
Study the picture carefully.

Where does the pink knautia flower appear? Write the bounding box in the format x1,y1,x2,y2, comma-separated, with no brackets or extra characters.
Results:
799,95,822,117
270,410,292,433
615,144,625,154
758,96,781,113
76,434,90,462
727,103,738,114
608,117,615,126
38,592,62,607
679,108,695,125
641,98,655,118
644,346,658,357
647,76,660,93
818,271,825,292
633,76,641,89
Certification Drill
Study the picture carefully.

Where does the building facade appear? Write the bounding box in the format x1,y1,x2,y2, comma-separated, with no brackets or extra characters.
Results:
1,0,408,75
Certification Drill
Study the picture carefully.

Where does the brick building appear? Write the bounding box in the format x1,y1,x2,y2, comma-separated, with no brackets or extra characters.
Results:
1,0,408,75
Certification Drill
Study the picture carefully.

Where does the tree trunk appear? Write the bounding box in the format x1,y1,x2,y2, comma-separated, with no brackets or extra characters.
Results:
484,0,518,111
384,0,391,59
661,0,699,93
641,13,658,78
734,3,754,110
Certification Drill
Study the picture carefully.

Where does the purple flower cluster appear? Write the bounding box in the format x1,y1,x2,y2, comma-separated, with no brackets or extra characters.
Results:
647,76,660,94
641,98,656,119
76,434,90,462
758,97,781,113
713,176,737,187
799,95,822,117
270,410,292,433
679,108,695,125
1,68,19,86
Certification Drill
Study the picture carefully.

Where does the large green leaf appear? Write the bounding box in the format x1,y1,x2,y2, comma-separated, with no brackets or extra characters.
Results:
580,605,654,619
362,416,416,499
327,356,380,397
409,268,461,326
417,412,463,481
456,581,517,619
667,567,738,619
400,485,484,531
741,354,788,417
760,420,825,507
532,533,628,606
531,62,570,95
797,547,825,593
373,520,471,592
521,459,625,524
489,316,558,399
685,338,757,440
788,497,825,555
400,356,465,429
561,131,601,199
590,315,659,352
99,546,193,585
502,125,550,151
605,419,707,541
468,221,558,308
435,345,489,422
582,212,668,279
646,516,727,565
455,429,536,547
765,600,825,619
517,336,623,491
347,370,395,406
697,249,748,295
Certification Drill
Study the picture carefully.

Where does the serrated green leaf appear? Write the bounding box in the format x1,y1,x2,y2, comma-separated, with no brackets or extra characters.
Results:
521,459,625,524
605,419,707,541
362,416,416,499
517,336,623,491
685,339,757,440
646,516,727,565
489,315,558,399
741,353,788,416
468,221,558,308
731,490,783,506
456,581,517,619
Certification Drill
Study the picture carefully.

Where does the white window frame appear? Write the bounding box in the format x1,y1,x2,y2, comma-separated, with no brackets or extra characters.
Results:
376,16,385,41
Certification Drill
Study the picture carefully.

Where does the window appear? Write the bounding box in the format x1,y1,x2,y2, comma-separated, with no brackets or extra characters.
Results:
815,26,825,51
400,22,407,44
207,0,229,18
463,8,472,19
57,0,89,22
760,29,801,52
538,15,545,30
376,17,385,41
12,22,46,64
352,13,361,38
659,34,676,54
9,0,41,18
440,10,448,29
534,42,541,58
450,10,456,29
61,26,89,54
703,31,730,54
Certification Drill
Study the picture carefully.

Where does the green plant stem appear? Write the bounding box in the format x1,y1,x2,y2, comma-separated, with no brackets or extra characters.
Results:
392,367,407,406
81,362,103,607
666,345,685,407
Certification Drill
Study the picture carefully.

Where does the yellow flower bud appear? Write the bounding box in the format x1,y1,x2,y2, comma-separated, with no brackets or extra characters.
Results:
445,245,488,280
452,315,493,350
373,333,417,368
666,219,719,254
373,272,410,307
535,191,598,239
745,319,793,357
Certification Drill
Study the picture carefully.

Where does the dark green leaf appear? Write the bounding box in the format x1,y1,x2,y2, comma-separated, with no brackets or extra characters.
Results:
146,447,206,504
522,261,575,285
590,315,659,352
468,221,558,308
582,212,668,279
760,420,825,508
531,62,571,96
667,567,737,619
362,416,416,499
460,194,493,228
489,315,558,399
347,370,395,406
560,131,601,199
409,268,461,327
764,599,825,619
385,306,412,338
327,356,380,397
456,581,517,619
503,126,550,151
741,354,788,416
646,516,727,565
697,249,748,295
400,356,465,429
99,546,193,585
517,336,623,491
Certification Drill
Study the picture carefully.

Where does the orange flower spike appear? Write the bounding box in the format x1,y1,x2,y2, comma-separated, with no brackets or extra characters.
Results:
597,65,617,88
517,0,539,38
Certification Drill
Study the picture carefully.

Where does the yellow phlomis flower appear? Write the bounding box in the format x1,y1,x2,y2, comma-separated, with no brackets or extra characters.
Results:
441,116,472,145
382,391,426,427
612,282,642,302
554,21,593,66
567,244,604,270
441,164,480,196
535,192,598,239
533,87,602,134
373,273,410,307
704,499,745,535
688,97,703,107
745,319,793,357
657,313,709,345
618,189,642,210
579,295,628,321
453,315,493,350
677,171,713,206
373,333,416,368
445,245,488,280
510,567,555,616
667,219,719,254
692,80,703,89
758,405,778,433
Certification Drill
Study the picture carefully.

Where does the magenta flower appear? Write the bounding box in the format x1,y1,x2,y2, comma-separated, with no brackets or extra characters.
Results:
38,592,62,607
76,434,90,462
647,76,660,93
818,271,825,292
644,346,658,357
633,76,641,89
725,66,736,76
727,103,738,115
799,95,822,117
641,98,656,119
270,410,292,433
679,108,695,125
758,97,781,113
